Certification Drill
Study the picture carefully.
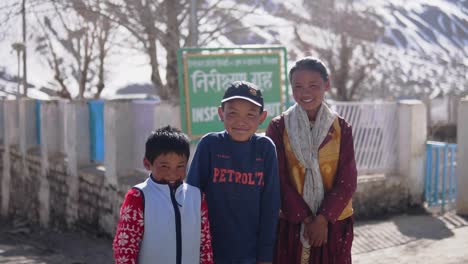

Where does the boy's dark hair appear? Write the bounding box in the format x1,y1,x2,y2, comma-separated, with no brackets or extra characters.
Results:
289,57,330,84
145,125,190,163
221,81,264,113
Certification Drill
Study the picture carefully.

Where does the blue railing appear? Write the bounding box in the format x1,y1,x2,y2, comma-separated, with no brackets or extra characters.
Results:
425,141,457,212
88,100,105,162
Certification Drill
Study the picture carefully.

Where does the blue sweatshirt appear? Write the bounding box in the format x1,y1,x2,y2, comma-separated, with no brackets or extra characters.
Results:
187,131,280,263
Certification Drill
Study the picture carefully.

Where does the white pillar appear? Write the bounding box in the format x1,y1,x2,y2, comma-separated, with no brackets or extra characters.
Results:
456,98,468,215
41,100,67,156
104,100,134,186
0,100,4,146
37,100,65,227
1,100,17,217
133,100,157,171
153,102,182,129
18,98,40,221
18,98,38,155
152,102,199,163
25,99,39,151
398,100,427,206
64,101,90,226
0,100,4,212
3,100,19,147
102,100,136,234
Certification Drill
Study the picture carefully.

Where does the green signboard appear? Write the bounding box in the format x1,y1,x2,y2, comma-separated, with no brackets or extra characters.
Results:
177,47,288,139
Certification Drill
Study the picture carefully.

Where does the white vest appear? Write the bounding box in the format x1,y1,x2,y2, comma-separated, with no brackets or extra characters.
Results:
135,178,201,264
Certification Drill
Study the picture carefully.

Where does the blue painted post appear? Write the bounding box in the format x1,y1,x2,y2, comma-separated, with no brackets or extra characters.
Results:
35,100,41,145
442,144,448,212
433,147,440,206
449,146,454,202
88,100,105,163
425,144,432,204
451,144,457,201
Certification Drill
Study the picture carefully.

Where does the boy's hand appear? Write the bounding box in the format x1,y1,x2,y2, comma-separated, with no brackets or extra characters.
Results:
304,214,328,247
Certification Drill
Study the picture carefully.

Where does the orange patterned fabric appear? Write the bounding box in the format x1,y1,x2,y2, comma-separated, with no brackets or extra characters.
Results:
267,114,357,264
283,118,353,220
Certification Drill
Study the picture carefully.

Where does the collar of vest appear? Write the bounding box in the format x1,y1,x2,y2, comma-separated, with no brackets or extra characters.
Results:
150,174,183,189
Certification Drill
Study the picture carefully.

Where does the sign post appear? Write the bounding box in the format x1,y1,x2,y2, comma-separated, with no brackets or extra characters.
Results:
177,47,288,139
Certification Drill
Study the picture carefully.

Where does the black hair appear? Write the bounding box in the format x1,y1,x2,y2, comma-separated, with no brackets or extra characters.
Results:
145,125,190,163
289,57,330,84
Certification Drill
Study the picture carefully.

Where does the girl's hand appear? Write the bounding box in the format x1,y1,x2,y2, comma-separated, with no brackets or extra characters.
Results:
304,214,328,247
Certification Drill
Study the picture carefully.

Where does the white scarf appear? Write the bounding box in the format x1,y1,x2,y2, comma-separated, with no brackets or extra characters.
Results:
284,102,337,248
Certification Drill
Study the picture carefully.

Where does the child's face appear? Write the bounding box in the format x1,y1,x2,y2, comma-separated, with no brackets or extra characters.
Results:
291,69,330,119
218,99,267,142
143,152,188,184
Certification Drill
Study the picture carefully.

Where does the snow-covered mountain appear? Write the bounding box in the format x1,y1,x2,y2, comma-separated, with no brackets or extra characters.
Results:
0,0,466,100
369,0,466,56
223,0,467,99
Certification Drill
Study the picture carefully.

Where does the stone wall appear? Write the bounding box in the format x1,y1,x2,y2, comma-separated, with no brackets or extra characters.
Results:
23,152,41,222
8,147,25,218
0,98,432,237
353,174,410,219
77,167,106,232
4,148,41,224
47,157,69,228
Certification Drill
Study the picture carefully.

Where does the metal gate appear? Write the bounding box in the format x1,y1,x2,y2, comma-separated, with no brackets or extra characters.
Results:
425,141,457,212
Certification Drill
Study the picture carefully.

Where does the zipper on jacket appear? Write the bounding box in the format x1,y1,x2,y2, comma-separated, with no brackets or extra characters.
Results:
170,185,182,264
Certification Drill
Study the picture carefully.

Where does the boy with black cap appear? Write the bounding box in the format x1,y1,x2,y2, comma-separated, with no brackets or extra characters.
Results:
187,81,280,264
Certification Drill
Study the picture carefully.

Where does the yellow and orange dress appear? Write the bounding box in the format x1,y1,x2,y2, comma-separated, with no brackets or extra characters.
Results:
266,115,357,264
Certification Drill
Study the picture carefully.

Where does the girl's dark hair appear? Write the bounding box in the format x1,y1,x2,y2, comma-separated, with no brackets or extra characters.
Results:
288,57,330,83
145,125,190,163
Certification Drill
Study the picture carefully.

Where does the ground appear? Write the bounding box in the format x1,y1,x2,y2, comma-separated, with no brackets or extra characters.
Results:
0,218,112,264
353,212,468,264
0,211,467,264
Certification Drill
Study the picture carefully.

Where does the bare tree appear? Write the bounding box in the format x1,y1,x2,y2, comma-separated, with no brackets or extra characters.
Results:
54,1,97,99
21,0,28,96
2,0,270,101
293,0,380,101
92,0,112,99
95,16,110,99
326,35,378,101
91,0,268,102
70,0,114,99
0,0,43,96
35,16,72,99
37,13,95,99
33,0,114,99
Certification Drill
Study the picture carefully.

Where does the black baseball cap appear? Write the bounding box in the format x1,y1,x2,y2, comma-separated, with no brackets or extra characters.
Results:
221,81,264,110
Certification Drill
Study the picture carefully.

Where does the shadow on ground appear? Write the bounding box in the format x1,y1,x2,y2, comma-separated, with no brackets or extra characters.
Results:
393,214,454,240
352,210,468,255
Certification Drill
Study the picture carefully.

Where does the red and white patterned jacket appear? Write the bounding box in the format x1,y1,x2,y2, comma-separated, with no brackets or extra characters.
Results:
113,187,213,264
